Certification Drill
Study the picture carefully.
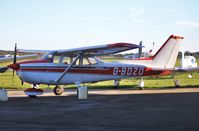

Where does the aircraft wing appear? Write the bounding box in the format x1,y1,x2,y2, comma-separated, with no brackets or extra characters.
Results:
18,49,52,54
52,43,139,57
0,54,38,62
174,67,199,72
150,67,199,74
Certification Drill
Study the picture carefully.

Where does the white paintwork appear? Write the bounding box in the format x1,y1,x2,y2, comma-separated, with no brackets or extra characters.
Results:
17,60,145,85
153,38,182,68
17,70,131,85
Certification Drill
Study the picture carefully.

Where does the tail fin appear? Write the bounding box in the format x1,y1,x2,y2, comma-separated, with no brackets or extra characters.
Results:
131,35,184,68
152,35,183,68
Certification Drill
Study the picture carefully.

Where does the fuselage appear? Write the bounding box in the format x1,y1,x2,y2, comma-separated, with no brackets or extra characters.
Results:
14,59,170,85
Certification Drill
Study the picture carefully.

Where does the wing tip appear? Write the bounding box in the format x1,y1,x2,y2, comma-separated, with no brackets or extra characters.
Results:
108,42,138,48
170,35,184,39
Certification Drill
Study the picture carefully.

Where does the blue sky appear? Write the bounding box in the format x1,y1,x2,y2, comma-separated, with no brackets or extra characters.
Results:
0,0,199,52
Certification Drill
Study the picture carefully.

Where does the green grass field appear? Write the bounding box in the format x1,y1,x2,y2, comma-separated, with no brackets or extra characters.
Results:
0,58,199,89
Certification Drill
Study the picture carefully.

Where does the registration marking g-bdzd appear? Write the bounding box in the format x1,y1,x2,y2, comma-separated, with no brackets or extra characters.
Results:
113,67,144,76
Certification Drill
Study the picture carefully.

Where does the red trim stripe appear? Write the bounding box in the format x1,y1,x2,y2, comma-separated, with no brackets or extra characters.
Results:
20,68,114,75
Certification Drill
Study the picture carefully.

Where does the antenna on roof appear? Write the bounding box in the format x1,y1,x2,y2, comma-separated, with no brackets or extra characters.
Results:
152,42,155,52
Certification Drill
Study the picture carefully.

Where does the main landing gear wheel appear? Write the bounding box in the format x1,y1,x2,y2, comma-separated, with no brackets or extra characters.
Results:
54,86,64,95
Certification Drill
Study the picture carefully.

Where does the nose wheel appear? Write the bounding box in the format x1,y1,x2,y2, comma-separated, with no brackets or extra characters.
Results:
53,86,64,95
24,85,44,98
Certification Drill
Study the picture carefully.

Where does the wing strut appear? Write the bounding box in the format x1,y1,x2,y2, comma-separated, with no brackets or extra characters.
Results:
55,54,81,83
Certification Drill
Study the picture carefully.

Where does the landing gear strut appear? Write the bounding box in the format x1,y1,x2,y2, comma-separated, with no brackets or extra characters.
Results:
53,86,64,95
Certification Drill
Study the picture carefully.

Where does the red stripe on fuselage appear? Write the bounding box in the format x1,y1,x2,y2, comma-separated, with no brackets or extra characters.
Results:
19,67,113,75
143,67,172,76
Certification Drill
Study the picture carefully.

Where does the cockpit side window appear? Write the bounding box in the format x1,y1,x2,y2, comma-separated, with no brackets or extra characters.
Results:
42,51,56,62
78,57,98,65
88,57,97,65
42,52,103,65
62,57,71,64
53,56,61,63
53,56,71,64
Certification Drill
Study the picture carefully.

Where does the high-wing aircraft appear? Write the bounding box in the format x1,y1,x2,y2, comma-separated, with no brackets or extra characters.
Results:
0,35,186,97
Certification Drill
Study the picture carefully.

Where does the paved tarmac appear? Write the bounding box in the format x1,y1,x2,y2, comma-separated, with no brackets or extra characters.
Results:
0,88,199,131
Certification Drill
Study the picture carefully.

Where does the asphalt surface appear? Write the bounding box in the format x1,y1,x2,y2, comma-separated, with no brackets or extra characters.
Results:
0,88,199,131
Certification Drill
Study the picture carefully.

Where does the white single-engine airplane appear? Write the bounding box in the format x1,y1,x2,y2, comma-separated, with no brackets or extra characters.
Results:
0,35,185,97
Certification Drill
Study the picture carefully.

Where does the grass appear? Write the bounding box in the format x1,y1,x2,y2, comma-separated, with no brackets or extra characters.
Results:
85,72,199,89
0,58,199,89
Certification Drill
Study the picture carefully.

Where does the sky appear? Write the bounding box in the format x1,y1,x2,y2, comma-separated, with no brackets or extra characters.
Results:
0,0,199,52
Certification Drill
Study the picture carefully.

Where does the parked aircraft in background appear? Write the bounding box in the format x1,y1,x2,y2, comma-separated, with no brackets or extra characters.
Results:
0,35,195,97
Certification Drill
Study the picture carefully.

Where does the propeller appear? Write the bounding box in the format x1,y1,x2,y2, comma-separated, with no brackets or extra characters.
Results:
11,43,17,87
13,43,17,64
0,67,9,73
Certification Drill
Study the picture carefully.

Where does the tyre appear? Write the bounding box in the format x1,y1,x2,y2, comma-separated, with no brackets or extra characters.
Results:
53,86,64,95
